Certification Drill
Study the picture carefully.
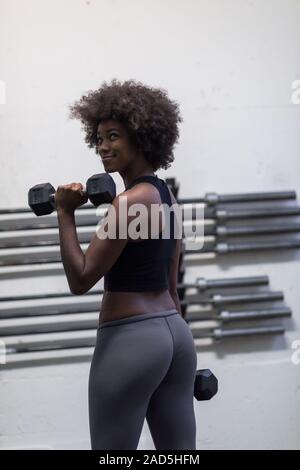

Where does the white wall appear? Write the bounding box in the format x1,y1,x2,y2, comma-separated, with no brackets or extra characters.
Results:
0,0,300,449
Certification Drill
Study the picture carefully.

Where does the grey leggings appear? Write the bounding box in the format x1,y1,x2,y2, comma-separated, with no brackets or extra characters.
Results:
88,309,197,450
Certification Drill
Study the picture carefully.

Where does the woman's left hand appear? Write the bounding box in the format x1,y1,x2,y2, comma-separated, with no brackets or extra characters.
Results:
55,182,89,213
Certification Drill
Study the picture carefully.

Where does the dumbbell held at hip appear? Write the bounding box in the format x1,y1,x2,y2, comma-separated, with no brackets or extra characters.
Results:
194,369,218,401
28,173,116,216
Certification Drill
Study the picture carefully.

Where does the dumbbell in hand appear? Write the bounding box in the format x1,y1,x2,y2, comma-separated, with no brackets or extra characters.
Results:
28,173,116,216
194,369,218,401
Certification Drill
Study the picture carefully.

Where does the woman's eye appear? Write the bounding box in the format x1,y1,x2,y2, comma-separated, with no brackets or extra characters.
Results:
97,133,118,144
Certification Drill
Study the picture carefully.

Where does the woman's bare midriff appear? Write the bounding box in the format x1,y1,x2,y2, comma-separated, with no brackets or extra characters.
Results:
99,289,176,325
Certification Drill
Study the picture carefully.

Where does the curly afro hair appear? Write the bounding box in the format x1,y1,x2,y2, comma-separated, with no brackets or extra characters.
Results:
68,78,183,172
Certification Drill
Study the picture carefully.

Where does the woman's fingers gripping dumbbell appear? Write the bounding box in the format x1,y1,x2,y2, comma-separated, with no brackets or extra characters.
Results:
55,182,88,213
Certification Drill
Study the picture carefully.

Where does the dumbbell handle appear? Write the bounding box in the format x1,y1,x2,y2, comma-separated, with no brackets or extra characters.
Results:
28,184,88,217
48,188,87,205
28,173,116,217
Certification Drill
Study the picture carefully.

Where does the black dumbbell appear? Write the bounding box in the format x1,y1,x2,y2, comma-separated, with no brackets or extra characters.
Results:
194,369,218,401
28,173,116,216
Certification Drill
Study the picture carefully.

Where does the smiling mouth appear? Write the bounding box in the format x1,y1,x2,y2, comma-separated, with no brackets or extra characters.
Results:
102,155,116,161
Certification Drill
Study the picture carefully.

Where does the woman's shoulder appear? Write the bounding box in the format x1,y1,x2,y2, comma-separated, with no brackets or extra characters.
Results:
122,182,162,207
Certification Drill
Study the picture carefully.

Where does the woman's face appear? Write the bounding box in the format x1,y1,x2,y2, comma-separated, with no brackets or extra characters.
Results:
97,119,140,173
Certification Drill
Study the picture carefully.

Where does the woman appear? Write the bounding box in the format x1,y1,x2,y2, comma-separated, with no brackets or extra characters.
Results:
55,79,197,450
